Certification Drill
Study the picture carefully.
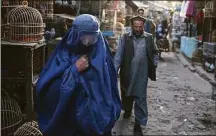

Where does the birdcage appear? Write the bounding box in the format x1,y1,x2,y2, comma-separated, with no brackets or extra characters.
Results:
1,96,23,136
5,1,45,43
13,121,42,136
2,0,53,19
1,0,27,6
2,88,11,98
204,1,216,18
31,0,54,19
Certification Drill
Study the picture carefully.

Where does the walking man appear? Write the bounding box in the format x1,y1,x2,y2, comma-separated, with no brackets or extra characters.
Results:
114,15,159,135
137,8,156,37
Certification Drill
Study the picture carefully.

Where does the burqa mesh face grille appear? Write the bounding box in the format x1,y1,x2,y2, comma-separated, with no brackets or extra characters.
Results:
79,32,98,46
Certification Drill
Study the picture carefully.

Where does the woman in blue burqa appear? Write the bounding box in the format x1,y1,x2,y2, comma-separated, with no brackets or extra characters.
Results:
35,14,121,136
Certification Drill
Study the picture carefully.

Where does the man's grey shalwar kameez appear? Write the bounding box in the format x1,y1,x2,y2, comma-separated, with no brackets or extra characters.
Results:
114,31,157,126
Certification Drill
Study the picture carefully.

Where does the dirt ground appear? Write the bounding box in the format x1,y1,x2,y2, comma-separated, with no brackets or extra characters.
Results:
113,52,216,135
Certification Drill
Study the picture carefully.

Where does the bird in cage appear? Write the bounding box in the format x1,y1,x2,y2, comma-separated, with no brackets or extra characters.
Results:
44,28,56,41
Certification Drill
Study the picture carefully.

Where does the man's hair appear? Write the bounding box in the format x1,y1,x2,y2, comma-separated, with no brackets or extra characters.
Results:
137,8,144,12
130,16,146,25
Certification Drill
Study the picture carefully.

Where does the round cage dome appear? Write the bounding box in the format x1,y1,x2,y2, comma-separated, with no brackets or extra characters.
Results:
5,1,45,43
13,121,42,136
1,96,23,136
2,0,53,19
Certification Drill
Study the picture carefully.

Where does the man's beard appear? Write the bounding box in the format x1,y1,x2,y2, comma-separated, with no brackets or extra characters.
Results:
132,30,143,37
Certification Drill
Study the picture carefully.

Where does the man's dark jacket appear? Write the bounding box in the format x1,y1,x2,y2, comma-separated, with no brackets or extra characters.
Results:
120,32,158,92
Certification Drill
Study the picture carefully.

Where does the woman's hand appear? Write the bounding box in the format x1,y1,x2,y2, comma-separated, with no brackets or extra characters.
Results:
75,55,89,72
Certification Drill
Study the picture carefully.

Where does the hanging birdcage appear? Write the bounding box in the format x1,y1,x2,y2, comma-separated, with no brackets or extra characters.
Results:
31,0,54,19
5,1,45,43
13,121,42,136
1,96,23,136
204,1,216,18
1,0,29,6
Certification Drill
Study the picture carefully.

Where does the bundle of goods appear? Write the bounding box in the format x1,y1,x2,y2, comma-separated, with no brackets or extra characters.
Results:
192,47,203,64
203,56,215,72
203,42,216,72
156,39,170,52
203,42,216,58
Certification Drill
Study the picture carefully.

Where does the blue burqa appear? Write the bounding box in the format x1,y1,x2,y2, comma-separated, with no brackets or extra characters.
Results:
35,14,121,136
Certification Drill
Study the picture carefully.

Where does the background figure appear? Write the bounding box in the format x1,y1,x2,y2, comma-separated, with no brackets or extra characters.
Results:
137,8,145,17
137,8,156,37
167,18,174,51
156,20,167,40
156,19,170,58
114,16,158,136
36,14,121,136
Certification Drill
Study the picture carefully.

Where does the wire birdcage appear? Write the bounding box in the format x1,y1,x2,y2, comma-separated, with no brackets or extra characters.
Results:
204,1,216,18
13,121,43,136
1,0,27,6
1,96,23,136
5,1,45,43
31,0,54,19
2,0,53,19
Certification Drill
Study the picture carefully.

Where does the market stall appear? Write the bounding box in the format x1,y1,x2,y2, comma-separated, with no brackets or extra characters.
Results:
201,1,216,74
179,0,216,76
1,1,80,135
179,0,199,60
100,0,126,54
1,1,46,122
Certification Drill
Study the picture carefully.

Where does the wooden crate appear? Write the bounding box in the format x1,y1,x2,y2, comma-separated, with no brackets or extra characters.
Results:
1,40,46,121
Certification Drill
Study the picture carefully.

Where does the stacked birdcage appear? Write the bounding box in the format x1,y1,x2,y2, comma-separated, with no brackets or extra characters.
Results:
4,1,45,43
1,0,29,6
204,1,216,18
13,121,42,136
31,0,54,19
1,94,23,136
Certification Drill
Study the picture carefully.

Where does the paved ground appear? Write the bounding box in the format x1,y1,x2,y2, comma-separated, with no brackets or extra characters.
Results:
113,52,216,135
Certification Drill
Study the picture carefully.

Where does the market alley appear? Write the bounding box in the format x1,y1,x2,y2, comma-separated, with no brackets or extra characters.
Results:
113,52,216,135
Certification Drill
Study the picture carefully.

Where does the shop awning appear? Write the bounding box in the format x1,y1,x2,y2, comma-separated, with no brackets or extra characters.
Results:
147,1,170,11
